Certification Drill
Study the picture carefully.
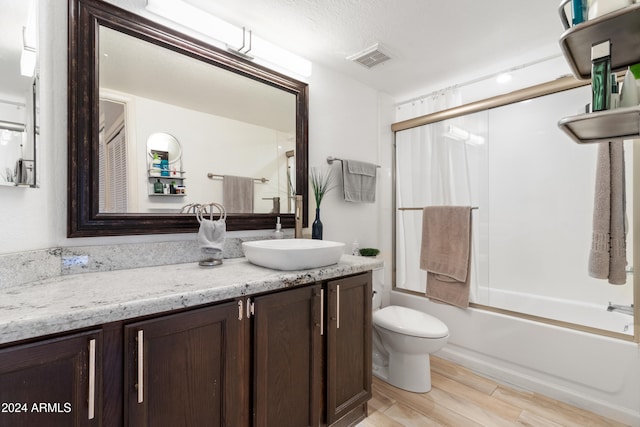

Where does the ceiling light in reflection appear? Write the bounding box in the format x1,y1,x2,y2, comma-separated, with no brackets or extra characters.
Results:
20,0,37,77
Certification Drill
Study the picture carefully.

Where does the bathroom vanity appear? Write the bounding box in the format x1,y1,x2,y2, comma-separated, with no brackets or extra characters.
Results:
0,256,382,427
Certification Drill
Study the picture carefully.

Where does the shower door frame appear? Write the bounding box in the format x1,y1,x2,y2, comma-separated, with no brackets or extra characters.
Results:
391,75,639,343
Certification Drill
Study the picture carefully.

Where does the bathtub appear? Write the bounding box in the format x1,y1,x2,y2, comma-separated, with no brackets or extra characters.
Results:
475,286,634,336
391,290,640,426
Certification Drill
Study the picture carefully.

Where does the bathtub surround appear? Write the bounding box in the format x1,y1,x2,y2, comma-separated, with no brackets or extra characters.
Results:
395,82,635,328
420,206,472,308
589,140,627,284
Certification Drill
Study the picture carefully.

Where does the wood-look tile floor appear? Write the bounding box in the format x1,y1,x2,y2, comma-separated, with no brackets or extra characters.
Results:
357,356,628,427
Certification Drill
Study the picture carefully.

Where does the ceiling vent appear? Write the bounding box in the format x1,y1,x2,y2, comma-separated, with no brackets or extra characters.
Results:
347,44,391,69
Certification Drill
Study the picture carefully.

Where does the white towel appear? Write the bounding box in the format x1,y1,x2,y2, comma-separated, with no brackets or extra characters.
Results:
342,160,377,203
197,219,226,254
223,175,254,213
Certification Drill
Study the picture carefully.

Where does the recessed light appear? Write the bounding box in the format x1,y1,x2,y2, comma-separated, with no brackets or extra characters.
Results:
496,73,512,84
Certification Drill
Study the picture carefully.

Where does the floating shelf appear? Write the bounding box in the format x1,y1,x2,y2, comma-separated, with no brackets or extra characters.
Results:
559,3,640,80
148,174,186,180
558,105,640,143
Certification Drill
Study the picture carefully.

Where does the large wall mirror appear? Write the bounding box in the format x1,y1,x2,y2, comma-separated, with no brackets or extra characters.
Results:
0,0,38,188
68,0,308,236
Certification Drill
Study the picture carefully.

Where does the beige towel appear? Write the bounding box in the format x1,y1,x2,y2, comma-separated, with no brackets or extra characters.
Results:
589,141,627,285
420,206,472,308
223,175,254,213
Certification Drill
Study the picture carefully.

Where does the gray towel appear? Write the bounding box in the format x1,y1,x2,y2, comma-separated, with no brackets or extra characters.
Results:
589,141,627,285
420,206,472,308
223,175,254,213
342,160,377,203
197,219,226,254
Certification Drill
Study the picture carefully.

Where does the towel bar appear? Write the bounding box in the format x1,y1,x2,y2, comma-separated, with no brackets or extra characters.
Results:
326,156,381,168
207,173,268,183
399,206,479,211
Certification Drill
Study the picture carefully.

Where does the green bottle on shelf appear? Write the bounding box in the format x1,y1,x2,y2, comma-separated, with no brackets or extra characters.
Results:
153,179,163,194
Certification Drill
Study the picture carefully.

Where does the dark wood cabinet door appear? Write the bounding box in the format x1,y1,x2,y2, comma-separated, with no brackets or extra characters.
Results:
124,301,247,427
252,284,322,427
0,330,102,427
326,272,372,425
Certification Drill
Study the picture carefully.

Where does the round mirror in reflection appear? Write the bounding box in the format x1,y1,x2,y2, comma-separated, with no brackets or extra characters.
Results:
147,132,182,164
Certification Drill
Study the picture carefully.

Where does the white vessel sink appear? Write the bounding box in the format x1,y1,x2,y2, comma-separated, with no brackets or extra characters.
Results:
242,239,345,270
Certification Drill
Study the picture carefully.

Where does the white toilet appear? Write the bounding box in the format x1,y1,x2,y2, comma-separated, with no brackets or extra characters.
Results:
372,269,449,393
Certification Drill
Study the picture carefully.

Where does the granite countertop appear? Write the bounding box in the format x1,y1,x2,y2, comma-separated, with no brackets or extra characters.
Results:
0,255,383,345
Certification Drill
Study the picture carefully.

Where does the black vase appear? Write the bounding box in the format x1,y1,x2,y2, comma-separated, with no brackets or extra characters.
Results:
312,207,323,240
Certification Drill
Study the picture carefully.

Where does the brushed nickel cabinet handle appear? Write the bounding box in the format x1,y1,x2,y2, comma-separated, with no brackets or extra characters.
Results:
238,300,243,320
336,285,340,329
246,298,254,318
320,289,324,336
88,339,96,420
137,330,144,404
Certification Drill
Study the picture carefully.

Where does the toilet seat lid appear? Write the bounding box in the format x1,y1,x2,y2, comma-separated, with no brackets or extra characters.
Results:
373,306,449,338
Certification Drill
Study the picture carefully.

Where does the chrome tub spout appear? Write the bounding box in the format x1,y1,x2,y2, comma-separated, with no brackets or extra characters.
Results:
607,302,634,316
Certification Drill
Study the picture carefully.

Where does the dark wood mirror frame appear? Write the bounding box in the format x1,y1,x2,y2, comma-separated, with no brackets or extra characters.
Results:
68,0,308,237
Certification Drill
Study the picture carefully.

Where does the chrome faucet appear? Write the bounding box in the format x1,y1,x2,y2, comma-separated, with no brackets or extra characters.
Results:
607,302,634,316
295,195,303,238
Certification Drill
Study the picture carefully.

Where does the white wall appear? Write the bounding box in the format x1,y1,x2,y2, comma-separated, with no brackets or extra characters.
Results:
0,0,58,253
307,64,393,252
0,1,392,255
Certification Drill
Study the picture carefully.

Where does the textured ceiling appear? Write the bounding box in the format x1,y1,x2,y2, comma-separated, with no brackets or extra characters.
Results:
184,0,566,100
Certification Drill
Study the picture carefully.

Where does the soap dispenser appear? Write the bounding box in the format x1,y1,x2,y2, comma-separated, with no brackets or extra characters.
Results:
273,217,284,239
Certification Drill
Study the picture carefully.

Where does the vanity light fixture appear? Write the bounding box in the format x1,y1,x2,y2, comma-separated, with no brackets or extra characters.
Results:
20,0,37,77
145,0,312,78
